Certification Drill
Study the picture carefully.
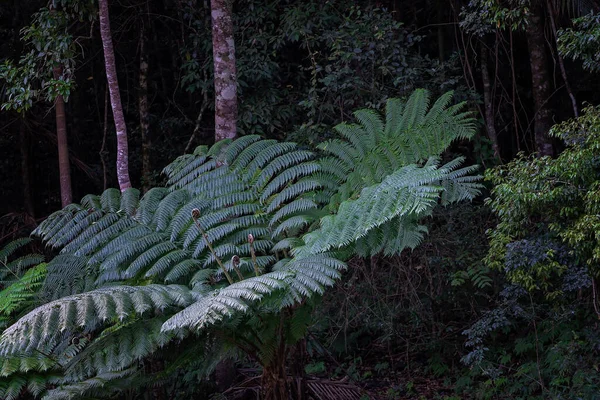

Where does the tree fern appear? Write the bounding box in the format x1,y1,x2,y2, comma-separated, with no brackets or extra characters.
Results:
0,89,480,399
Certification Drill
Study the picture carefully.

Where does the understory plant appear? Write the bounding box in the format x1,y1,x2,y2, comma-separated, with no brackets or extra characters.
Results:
461,106,600,399
0,89,480,400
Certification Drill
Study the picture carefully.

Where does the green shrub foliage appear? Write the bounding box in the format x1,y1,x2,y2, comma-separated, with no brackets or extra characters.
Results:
462,106,600,398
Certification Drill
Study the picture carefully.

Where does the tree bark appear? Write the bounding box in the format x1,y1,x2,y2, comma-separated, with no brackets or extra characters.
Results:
99,0,132,191
211,0,237,141
19,120,35,217
53,65,73,207
525,3,554,157
480,43,501,161
545,0,578,118
139,23,151,193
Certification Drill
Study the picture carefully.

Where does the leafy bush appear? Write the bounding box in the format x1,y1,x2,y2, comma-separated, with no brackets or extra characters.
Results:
461,106,600,399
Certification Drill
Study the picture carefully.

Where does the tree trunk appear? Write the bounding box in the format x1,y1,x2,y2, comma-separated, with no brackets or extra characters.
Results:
19,120,35,217
53,66,73,207
525,3,554,157
99,0,132,191
211,0,237,141
139,23,151,193
480,43,501,161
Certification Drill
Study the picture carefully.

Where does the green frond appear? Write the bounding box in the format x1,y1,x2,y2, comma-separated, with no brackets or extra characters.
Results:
97,232,168,284
44,209,98,249
122,241,179,279
41,255,91,300
152,189,191,231
42,368,137,400
136,187,169,225
0,263,47,317
230,139,277,171
70,217,136,257
253,150,314,190
143,249,192,279
168,199,211,241
162,274,289,332
206,138,233,158
223,134,263,164
0,285,196,356
298,164,445,255
119,188,140,216
64,318,173,382
333,122,369,157
164,259,201,284
100,188,122,213
399,88,430,132
245,142,297,179
354,108,384,143
80,194,101,211
269,198,319,227
166,156,214,189
271,215,314,239
88,225,152,266
0,238,33,261
260,162,321,203
384,98,405,137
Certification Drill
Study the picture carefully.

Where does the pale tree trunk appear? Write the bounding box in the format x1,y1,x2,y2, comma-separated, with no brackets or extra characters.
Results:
525,3,554,157
211,1,238,388
211,0,237,141
139,23,151,193
99,0,132,191
480,43,501,161
53,65,73,207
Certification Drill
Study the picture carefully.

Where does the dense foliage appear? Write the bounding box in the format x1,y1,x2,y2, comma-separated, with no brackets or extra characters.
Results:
2,0,600,399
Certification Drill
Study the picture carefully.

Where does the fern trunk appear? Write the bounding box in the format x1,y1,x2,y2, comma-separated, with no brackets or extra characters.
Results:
261,355,289,400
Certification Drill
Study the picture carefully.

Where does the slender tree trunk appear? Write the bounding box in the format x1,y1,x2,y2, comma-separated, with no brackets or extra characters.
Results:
139,23,151,193
211,0,237,141
525,3,554,156
53,66,73,207
19,120,35,217
545,0,578,117
210,0,239,387
99,0,132,191
480,43,501,161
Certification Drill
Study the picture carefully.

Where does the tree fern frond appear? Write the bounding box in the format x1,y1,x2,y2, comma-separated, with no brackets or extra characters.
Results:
269,198,318,227
223,135,262,164
119,188,140,216
136,188,169,225
253,151,314,190
399,88,430,132
80,194,101,211
0,285,196,355
152,190,191,231
298,164,445,255
41,255,91,300
354,108,384,144
0,263,47,317
245,142,298,179
162,274,288,332
100,189,122,213
230,139,277,171
260,162,321,203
